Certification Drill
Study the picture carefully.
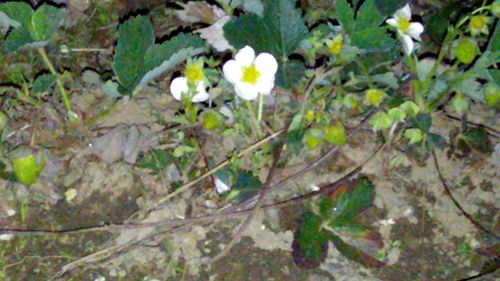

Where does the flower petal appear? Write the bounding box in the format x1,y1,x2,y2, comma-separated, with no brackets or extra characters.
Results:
170,77,189,101
234,45,255,67
255,52,278,78
255,77,274,95
400,34,414,55
386,18,398,27
235,82,259,100
395,4,411,19
408,22,424,41
223,60,242,84
192,81,209,102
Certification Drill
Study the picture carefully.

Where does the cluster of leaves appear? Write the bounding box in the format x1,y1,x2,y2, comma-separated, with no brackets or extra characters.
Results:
0,0,498,273
292,177,386,269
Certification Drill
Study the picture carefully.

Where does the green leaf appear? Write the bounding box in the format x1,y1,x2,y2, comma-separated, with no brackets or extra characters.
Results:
113,15,154,95
334,0,392,49
388,107,406,124
201,110,224,130
0,1,33,28
403,128,423,144
323,121,347,146
292,212,329,269
462,127,493,154
324,177,375,227
33,73,56,94
225,171,262,204
303,128,323,149
374,0,411,17
140,33,205,87
28,4,65,41
369,111,393,131
113,16,205,95
276,59,306,89
487,21,499,52
411,113,432,132
5,26,32,52
138,149,173,175
224,0,308,58
223,0,308,88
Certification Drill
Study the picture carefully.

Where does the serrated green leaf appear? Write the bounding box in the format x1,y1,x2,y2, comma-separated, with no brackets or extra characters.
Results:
276,59,305,89
224,0,308,59
225,171,262,204
374,0,410,16
112,15,154,95
334,0,354,35
487,21,499,52
369,111,393,131
0,1,33,28
335,0,392,49
138,149,173,175
292,212,329,269
325,177,375,227
139,33,205,86
5,25,32,51
28,4,65,41
33,73,55,94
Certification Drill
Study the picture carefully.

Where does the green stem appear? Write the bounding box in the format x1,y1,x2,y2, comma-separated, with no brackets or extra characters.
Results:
245,100,262,138
37,48,72,113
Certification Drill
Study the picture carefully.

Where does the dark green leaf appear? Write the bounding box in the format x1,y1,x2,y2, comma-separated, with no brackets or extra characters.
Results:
374,0,411,17
425,133,446,150
224,0,308,59
462,127,493,154
292,212,329,269
334,0,392,49
225,171,262,204
33,73,55,94
324,177,375,227
0,1,33,28
488,21,499,52
138,149,173,175
276,59,306,89
112,15,154,95
411,113,432,132
5,26,32,52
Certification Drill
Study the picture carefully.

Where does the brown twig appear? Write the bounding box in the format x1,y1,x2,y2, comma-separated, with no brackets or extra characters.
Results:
209,122,289,263
432,151,500,240
443,111,500,139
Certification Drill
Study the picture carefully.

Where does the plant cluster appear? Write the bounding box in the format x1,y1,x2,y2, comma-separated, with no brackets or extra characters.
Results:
0,0,498,275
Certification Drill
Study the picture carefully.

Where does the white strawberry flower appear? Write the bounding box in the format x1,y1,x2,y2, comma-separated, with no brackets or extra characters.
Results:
170,59,209,103
386,4,424,55
223,46,278,100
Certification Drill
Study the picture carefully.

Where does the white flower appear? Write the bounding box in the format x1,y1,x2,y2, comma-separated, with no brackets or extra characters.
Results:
223,46,278,100
386,4,424,55
170,77,209,103
170,60,209,103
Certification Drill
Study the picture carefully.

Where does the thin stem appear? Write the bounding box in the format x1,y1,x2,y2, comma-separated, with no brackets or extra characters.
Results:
245,100,262,138
37,48,72,113
257,93,264,122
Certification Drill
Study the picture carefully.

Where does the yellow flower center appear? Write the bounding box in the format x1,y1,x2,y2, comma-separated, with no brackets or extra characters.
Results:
328,35,343,55
241,64,261,84
185,64,204,84
470,15,486,29
397,18,411,33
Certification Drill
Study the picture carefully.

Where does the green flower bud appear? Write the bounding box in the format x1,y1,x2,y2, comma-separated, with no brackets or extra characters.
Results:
10,146,46,186
453,38,478,64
